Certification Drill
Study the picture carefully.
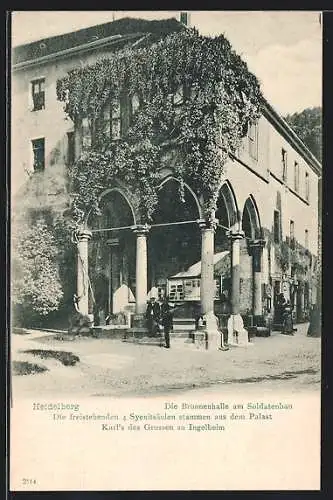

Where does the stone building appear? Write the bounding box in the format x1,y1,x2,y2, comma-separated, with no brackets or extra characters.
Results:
12,15,321,345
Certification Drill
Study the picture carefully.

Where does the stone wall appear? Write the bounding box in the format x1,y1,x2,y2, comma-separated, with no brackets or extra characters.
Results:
239,240,253,314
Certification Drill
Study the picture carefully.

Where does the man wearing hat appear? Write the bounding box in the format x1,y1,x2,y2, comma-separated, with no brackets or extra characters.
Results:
145,296,161,336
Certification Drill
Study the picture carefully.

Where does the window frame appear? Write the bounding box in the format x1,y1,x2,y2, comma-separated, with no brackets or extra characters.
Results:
131,94,140,116
305,171,310,202
110,96,121,140
282,148,288,182
294,161,300,192
248,121,259,161
31,137,45,172
273,210,281,244
31,78,45,111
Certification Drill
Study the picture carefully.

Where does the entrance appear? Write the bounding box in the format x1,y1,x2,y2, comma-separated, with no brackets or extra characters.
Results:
149,178,201,303
88,189,136,321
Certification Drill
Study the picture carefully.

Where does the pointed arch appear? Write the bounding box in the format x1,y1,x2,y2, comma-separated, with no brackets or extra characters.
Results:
216,180,239,228
157,175,202,219
98,187,137,226
242,195,262,240
86,186,137,230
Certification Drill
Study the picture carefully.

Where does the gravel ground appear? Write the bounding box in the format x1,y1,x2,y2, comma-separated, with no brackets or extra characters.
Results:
11,323,320,398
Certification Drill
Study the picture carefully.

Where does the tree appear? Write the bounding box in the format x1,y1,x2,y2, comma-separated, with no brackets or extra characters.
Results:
12,216,64,325
284,107,322,162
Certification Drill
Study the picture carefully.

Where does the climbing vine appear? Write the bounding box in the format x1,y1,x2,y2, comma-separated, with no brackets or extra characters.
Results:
274,238,309,277
57,27,262,224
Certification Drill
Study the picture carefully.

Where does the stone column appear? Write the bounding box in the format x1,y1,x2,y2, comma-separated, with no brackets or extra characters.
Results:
133,225,150,315
227,227,249,346
250,239,266,321
77,229,92,315
106,238,120,314
198,218,225,350
199,219,216,316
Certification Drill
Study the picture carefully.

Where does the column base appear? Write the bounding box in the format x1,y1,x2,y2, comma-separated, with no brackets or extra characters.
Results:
202,312,228,351
250,314,271,337
125,313,148,339
227,314,251,346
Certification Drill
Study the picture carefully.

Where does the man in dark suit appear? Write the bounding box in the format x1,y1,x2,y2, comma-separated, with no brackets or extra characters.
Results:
145,297,161,336
161,296,174,348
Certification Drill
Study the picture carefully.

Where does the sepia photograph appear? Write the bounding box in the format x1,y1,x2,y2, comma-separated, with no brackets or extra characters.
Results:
10,10,322,491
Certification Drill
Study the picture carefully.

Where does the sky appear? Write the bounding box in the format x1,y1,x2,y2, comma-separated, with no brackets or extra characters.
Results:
11,10,322,116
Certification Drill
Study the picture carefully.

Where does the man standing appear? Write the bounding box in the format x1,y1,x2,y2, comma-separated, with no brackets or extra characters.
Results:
145,296,161,336
161,296,174,348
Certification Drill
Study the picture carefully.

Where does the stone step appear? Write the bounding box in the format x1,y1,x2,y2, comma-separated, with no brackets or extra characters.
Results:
173,318,196,324
173,324,196,332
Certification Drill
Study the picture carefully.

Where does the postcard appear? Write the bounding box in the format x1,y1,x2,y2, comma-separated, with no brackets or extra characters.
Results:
10,10,322,491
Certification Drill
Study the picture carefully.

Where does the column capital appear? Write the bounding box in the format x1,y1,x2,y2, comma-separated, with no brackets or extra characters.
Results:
249,238,266,250
132,224,150,235
226,229,244,241
197,217,218,231
76,229,92,242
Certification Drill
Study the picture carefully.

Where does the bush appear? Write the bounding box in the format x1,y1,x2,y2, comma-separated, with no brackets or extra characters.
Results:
12,217,64,325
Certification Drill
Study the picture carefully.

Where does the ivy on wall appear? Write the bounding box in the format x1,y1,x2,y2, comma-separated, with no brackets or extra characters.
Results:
274,238,311,278
57,28,262,224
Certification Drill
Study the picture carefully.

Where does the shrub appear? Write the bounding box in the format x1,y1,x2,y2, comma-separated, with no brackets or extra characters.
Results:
12,217,64,325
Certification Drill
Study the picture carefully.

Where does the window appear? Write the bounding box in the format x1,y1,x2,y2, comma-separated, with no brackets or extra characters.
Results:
273,210,281,243
67,132,75,165
289,220,295,248
99,96,135,141
32,138,45,171
305,171,310,201
131,94,140,115
82,117,91,148
248,122,258,160
294,161,300,191
111,97,121,140
282,149,288,182
31,78,45,111
102,107,111,138
305,229,309,249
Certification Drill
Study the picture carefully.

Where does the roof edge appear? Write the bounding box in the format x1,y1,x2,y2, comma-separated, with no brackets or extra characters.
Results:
12,32,144,71
262,99,322,176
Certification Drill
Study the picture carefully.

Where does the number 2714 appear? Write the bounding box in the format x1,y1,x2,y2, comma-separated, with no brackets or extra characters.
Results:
22,478,37,485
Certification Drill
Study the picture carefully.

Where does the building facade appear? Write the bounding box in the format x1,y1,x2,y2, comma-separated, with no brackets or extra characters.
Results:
12,16,321,344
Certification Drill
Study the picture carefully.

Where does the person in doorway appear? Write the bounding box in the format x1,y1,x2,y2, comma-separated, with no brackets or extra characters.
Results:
145,296,161,336
160,296,174,348
281,299,294,335
276,293,286,325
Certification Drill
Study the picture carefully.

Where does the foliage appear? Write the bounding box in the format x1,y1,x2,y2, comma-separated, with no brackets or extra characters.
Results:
274,238,309,276
12,216,65,322
57,28,262,223
12,164,78,325
275,240,290,273
285,107,322,162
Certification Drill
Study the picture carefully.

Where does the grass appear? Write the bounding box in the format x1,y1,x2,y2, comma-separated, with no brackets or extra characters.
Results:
21,349,80,366
12,361,49,376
